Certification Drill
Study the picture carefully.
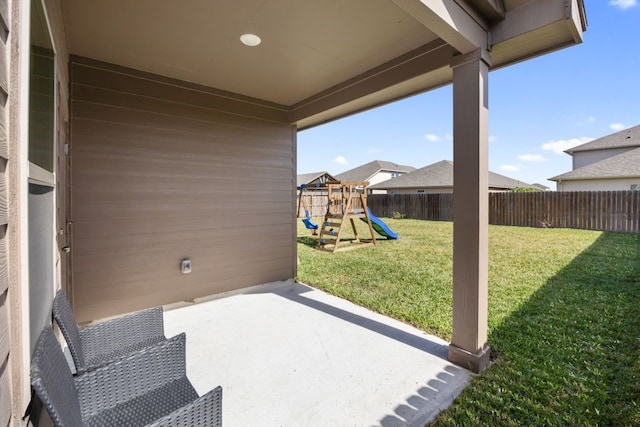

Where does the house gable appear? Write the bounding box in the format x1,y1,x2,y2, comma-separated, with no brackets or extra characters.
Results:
297,171,338,189
573,147,635,170
550,125,640,190
550,147,640,183
566,124,640,154
335,160,415,184
369,160,530,191
566,124,640,169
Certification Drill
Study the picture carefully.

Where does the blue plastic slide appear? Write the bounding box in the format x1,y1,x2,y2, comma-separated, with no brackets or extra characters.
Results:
361,207,399,239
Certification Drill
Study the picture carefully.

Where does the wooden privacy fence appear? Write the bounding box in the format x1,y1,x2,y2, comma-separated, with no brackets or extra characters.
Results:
297,193,329,218
367,191,640,233
297,192,365,218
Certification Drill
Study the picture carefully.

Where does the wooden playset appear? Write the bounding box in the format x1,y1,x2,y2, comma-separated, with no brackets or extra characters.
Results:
298,180,398,252
315,181,377,252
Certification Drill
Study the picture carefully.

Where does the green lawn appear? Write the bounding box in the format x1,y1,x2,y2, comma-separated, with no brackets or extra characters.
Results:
296,218,640,426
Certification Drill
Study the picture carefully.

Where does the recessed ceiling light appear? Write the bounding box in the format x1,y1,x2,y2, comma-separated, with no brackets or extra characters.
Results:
240,33,261,47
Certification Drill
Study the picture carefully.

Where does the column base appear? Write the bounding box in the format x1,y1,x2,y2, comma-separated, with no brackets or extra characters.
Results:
448,343,491,374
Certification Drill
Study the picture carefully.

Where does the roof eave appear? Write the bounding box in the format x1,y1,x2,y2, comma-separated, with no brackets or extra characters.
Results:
550,174,640,182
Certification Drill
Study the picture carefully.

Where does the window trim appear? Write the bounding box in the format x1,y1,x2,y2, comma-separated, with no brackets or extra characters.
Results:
28,161,55,186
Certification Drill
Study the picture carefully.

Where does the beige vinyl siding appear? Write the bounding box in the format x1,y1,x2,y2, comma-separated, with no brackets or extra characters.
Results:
573,148,631,169
0,0,10,422
0,163,7,292
0,289,8,427
557,178,640,192
367,171,393,186
384,187,453,194
379,187,514,194
70,57,296,322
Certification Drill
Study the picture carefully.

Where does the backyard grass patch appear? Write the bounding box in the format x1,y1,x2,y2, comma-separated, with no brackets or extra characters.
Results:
296,219,640,426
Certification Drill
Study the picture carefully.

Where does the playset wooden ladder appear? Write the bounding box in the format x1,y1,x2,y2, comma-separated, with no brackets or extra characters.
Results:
316,181,377,253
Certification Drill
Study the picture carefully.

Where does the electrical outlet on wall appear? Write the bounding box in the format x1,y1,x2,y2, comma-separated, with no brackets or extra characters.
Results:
181,259,192,274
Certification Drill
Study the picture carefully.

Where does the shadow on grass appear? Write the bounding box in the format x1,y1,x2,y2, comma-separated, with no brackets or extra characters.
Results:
297,236,373,249
297,236,318,248
434,232,640,426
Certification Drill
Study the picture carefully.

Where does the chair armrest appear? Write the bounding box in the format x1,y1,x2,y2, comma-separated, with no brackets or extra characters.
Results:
147,386,223,427
80,306,165,363
75,333,186,419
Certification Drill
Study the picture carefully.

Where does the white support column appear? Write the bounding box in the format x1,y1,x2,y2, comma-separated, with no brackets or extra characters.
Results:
448,48,491,374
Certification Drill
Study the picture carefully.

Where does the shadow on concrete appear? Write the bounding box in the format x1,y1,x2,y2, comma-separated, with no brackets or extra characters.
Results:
270,282,449,359
166,279,472,426
267,282,468,426
378,365,468,427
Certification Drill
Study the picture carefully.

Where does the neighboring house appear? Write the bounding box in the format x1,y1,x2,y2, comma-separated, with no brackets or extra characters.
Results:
297,171,339,189
549,125,640,191
335,160,415,192
369,160,532,193
531,183,551,191
0,0,585,421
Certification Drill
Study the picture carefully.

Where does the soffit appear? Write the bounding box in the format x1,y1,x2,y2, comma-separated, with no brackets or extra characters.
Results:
502,0,532,9
61,0,439,106
490,20,571,67
61,0,586,129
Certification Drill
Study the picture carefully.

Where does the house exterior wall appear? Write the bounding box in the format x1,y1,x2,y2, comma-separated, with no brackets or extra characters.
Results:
70,57,296,322
367,170,409,186
572,147,631,169
557,178,640,192
384,187,453,194
380,186,513,194
367,171,393,186
3,0,71,422
0,0,10,422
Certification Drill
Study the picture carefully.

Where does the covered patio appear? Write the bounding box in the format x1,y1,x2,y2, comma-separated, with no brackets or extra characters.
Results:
163,281,472,426
2,0,587,424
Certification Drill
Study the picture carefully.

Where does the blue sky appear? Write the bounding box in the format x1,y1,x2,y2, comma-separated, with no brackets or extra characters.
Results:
297,0,640,188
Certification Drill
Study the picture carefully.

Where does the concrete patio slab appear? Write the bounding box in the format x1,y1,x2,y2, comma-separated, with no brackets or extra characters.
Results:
163,281,472,427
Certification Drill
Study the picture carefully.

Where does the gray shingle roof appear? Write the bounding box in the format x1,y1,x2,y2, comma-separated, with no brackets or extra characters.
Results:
531,183,550,191
369,160,531,189
296,171,338,188
549,147,640,181
334,160,415,182
566,124,640,153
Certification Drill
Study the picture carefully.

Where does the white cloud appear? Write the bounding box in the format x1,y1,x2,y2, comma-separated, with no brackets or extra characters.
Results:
445,133,453,141
541,137,594,154
333,156,348,165
518,154,546,162
367,146,382,154
610,123,626,131
500,165,520,172
588,116,596,123
609,0,637,10
488,135,497,143
424,133,440,142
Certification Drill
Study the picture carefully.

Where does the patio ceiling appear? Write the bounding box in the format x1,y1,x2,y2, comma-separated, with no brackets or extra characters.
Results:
61,0,586,128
